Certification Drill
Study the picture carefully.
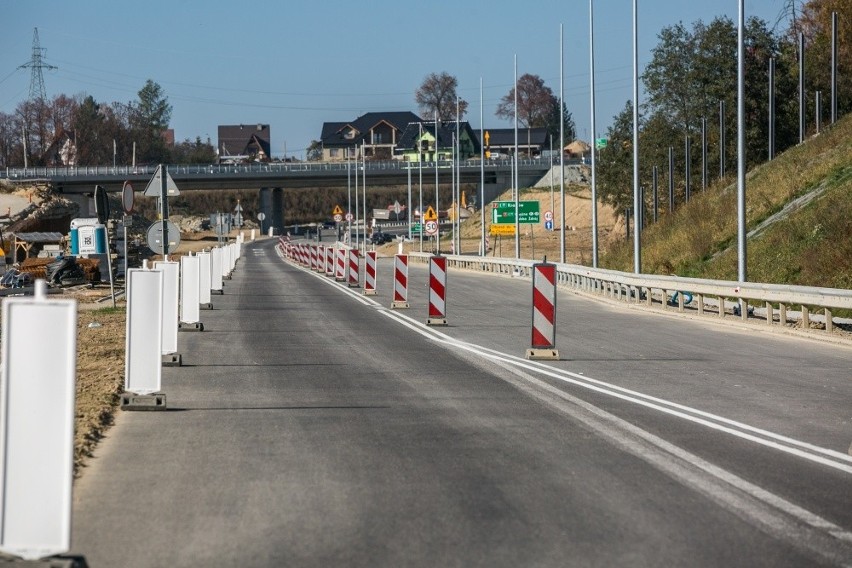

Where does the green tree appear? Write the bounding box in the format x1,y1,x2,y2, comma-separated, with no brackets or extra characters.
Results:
171,136,216,164
596,101,638,213
542,98,577,146
130,79,172,164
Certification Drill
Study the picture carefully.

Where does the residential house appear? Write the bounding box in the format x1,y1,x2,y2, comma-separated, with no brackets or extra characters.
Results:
319,112,421,161
218,124,271,162
395,120,482,162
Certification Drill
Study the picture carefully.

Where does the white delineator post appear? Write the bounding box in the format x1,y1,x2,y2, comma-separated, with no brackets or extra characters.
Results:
427,255,447,326
391,254,409,309
0,280,76,561
153,260,181,366
363,250,377,295
179,254,203,331
335,247,347,281
211,247,224,295
122,268,167,408
348,249,360,288
526,262,560,360
197,250,212,309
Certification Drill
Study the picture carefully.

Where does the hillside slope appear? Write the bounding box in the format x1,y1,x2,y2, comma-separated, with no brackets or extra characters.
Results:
601,113,852,288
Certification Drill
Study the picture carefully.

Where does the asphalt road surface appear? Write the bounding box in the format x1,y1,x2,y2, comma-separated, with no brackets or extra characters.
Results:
70,239,852,567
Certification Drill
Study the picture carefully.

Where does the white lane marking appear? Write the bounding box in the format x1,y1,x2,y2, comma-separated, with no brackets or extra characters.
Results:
280,251,852,551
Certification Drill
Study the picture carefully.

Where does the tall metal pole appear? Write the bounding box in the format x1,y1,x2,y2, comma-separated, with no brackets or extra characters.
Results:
514,54,520,259
668,146,674,213
684,134,691,203
632,0,640,274
160,164,169,258
799,31,805,144
362,142,367,254
435,111,440,255
419,123,423,253
769,57,776,160
480,77,485,256
831,12,838,124
816,91,822,134
451,131,456,253
407,160,412,241
456,97,461,254
588,10,598,268
737,0,747,283
652,165,658,223
719,100,726,178
347,150,352,243
354,144,359,249
701,117,707,190
549,135,555,228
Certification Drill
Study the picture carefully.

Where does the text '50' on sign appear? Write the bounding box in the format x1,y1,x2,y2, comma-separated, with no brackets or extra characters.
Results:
491,201,540,224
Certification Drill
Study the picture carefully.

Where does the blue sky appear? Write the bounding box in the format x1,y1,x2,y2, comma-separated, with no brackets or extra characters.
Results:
2,1,791,160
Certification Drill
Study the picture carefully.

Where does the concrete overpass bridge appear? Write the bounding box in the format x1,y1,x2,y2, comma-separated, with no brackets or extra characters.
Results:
1,158,572,233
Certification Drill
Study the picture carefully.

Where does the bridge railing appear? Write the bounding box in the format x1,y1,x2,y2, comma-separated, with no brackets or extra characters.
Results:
408,252,852,335
2,157,569,181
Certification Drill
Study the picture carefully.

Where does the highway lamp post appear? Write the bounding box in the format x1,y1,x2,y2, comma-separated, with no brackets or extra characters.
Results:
701,117,707,190
455,97,461,255
769,57,776,160
451,132,456,254
419,122,424,253
434,111,440,255
719,100,725,179
407,161,412,241
549,135,554,231
668,146,674,213
684,134,691,203
831,12,837,124
587,12,598,267
355,145,360,249
347,148,352,244
737,0,747,285
362,142,367,254
799,32,805,144
632,0,641,274
479,77,486,258
652,165,658,223
513,53,520,259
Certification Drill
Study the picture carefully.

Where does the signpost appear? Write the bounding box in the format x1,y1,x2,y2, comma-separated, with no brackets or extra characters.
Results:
121,181,134,286
143,164,180,257
257,211,266,235
595,137,608,150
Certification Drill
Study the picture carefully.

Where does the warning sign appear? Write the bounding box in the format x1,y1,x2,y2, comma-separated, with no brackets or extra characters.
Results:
332,205,344,215
423,206,438,222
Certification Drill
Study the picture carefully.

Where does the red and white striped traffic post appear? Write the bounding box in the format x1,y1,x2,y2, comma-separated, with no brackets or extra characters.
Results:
426,255,447,326
391,254,409,309
310,245,318,271
335,247,346,281
325,246,334,276
363,250,377,295
348,249,360,288
526,262,560,360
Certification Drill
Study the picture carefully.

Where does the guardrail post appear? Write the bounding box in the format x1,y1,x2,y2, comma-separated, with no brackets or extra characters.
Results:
825,308,833,332
801,305,810,328
740,299,748,321
780,303,787,325
697,295,705,315
766,302,774,325
719,297,726,318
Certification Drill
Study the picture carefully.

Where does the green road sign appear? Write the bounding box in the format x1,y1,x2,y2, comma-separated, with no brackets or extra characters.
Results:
491,201,540,224
411,222,422,234
595,138,608,150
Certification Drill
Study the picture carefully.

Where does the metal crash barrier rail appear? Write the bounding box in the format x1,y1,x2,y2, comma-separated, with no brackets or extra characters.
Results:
408,253,852,335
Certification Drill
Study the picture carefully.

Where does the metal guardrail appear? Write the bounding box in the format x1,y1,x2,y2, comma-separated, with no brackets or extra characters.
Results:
408,253,852,335
1,157,575,181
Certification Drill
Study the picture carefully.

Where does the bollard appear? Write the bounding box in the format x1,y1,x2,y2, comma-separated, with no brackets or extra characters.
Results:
325,246,335,276
526,262,560,360
391,254,409,309
179,255,203,331
348,249,360,288
363,250,377,295
426,255,447,326
335,247,347,281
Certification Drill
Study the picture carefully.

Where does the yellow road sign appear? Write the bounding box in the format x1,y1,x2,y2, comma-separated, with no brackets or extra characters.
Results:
423,205,438,222
332,205,344,215
490,224,516,236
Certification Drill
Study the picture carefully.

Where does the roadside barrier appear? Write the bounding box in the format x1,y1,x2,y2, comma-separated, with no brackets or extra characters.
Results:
364,251,377,295
427,255,447,326
348,249,360,288
153,260,181,366
391,254,409,309
527,262,559,360
407,253,852,338
335,247,347,281
197,250,213,309
325,246,334,276
179,254,203,332
310,245,318,271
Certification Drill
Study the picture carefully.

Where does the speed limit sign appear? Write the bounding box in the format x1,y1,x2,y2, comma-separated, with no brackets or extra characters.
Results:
544,210,554,222
334,214,343,222
345,213,354,222
424,220,439,236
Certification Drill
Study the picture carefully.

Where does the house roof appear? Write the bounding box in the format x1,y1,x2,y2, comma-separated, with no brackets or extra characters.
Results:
218,124,271,158
396,121,482,153
482,127,549,148
320,112,422,147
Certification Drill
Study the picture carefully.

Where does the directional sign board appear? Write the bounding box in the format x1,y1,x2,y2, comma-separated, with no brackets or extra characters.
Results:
490,224,516,236
143,165,180,197
491,201,540,224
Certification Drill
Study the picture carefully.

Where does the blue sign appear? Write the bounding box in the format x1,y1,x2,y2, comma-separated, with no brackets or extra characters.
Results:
544,220,553,231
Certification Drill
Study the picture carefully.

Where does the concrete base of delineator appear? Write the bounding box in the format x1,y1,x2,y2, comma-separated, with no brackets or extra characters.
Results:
525,348,560,360
426,318,447,326
391,301,409,309
120,393,167,411
200,303,213,310
179,322,204,332
162,353,182,367
363,289,377,296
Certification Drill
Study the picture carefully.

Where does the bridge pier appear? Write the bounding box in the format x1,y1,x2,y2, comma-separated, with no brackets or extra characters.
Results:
258,187,284,235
